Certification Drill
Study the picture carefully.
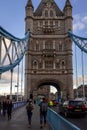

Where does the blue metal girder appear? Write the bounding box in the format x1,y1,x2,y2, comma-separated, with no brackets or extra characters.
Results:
0,26,29,41
0,26,30,74
68,31,87,53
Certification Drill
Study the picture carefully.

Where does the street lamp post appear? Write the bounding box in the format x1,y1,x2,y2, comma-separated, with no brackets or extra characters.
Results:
17,64,19,102
0,35,2,79
75,44,78,98
10,69,13,100
81,51,85,99
21,60,23,101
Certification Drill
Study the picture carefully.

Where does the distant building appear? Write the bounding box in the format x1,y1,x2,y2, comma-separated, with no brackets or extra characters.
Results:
7,94,23,102
49,92,56,100
74,85,87,98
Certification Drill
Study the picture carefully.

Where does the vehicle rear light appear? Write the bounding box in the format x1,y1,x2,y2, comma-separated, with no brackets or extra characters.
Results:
67,105,73,109
82,105,86,110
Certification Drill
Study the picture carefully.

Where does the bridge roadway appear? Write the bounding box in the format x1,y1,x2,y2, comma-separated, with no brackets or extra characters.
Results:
0,104,51,130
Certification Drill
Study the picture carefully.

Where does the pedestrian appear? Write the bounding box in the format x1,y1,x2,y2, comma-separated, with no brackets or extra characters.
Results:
48,100,53,107
7,99,13,120
34,99,36,104
39,97,48,129
2,99,7,117
0,100,2,115
26,99,34,128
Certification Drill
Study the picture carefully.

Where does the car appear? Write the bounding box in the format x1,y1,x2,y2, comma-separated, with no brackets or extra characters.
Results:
59,100,86,117
75,98,87,114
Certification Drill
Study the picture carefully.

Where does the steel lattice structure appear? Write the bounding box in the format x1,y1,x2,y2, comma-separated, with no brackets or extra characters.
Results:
68,31,87,98
68,31,87,53
0,26,30,74
0,26,87,74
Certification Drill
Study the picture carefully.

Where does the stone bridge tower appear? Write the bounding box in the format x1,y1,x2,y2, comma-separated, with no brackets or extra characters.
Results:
25,0,74,100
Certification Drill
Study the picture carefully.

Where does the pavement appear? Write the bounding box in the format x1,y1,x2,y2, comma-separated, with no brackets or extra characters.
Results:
0,104,51,130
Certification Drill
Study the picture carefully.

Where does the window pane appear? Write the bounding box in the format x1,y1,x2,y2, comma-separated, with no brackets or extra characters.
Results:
50,10,53,17
45,10,48,17
45,61,53,68
45,43,53,49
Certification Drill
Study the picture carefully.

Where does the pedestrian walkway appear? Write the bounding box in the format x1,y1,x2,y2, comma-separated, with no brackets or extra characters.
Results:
0,104,51,130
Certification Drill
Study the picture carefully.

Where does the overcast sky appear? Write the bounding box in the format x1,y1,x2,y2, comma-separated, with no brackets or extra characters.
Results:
0,0,87,95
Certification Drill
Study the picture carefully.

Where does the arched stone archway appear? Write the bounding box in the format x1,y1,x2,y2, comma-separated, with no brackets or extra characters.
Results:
28,78,70,101
36,79,62,102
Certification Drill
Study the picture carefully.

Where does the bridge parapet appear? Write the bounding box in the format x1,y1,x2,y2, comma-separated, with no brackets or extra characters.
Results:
47,108,81,130
12,100,27,110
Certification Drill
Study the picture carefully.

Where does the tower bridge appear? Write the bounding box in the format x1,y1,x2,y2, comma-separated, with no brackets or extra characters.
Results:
0,1,87,130
0,0,87,101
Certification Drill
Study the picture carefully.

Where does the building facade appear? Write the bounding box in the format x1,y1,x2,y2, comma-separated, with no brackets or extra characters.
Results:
25,0,74,100
74,85,87,98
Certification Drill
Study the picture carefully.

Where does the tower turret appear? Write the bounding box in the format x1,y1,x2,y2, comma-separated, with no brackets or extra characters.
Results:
26,0,34,9
63,0,73,33
25,0,34,32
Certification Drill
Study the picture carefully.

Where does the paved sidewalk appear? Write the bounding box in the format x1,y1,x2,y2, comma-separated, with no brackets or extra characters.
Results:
0,104,51,130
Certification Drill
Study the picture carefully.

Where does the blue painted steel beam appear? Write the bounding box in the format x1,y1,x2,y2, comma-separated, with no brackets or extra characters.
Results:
0,26,30,74
0,26,29,41
68,31,87,53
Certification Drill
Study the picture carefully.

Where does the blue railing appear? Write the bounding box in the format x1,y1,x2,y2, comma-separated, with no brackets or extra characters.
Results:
47,108,81,130
12,101,27,110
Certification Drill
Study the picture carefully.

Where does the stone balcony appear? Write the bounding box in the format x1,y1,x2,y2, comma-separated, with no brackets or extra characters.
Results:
42,25,56,33
42,49,56,57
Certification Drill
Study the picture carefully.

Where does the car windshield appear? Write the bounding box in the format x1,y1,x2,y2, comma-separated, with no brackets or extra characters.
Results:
69,101,84,106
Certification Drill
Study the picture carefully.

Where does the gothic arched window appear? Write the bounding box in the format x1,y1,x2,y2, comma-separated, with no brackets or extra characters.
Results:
59,41,63,52
62,60,65,69
45,10,48,17
45,41,53,49
50,10,53,17
45,60,53,69
39,62,42,69
36,42,39,51
50,21,53,26
33,60,38,69
56,62,60,69
45,21,48,26
62,61,65,66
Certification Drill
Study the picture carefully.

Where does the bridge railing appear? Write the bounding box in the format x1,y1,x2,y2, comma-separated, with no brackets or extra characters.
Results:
12,100,27,110
47,108,81,130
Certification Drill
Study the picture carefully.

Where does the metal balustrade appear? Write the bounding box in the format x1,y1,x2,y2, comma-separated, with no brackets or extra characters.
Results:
47,108,81,130
12,101,27,110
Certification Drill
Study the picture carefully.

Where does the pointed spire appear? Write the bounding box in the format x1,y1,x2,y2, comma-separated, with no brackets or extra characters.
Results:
34,0,63,16
26,0,34,9
65,0,72,8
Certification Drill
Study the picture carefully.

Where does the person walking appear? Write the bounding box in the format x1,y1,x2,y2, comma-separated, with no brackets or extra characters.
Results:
39,97,48,129
7,99,13,120
26,99,34,128
2,99,7,117
0,100,2,115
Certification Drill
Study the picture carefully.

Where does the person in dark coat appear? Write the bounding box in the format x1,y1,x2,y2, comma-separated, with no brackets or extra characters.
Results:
7,100,13,120
39,97,48,129
0,100,2,115
2,99,7,117
26,99,34,128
